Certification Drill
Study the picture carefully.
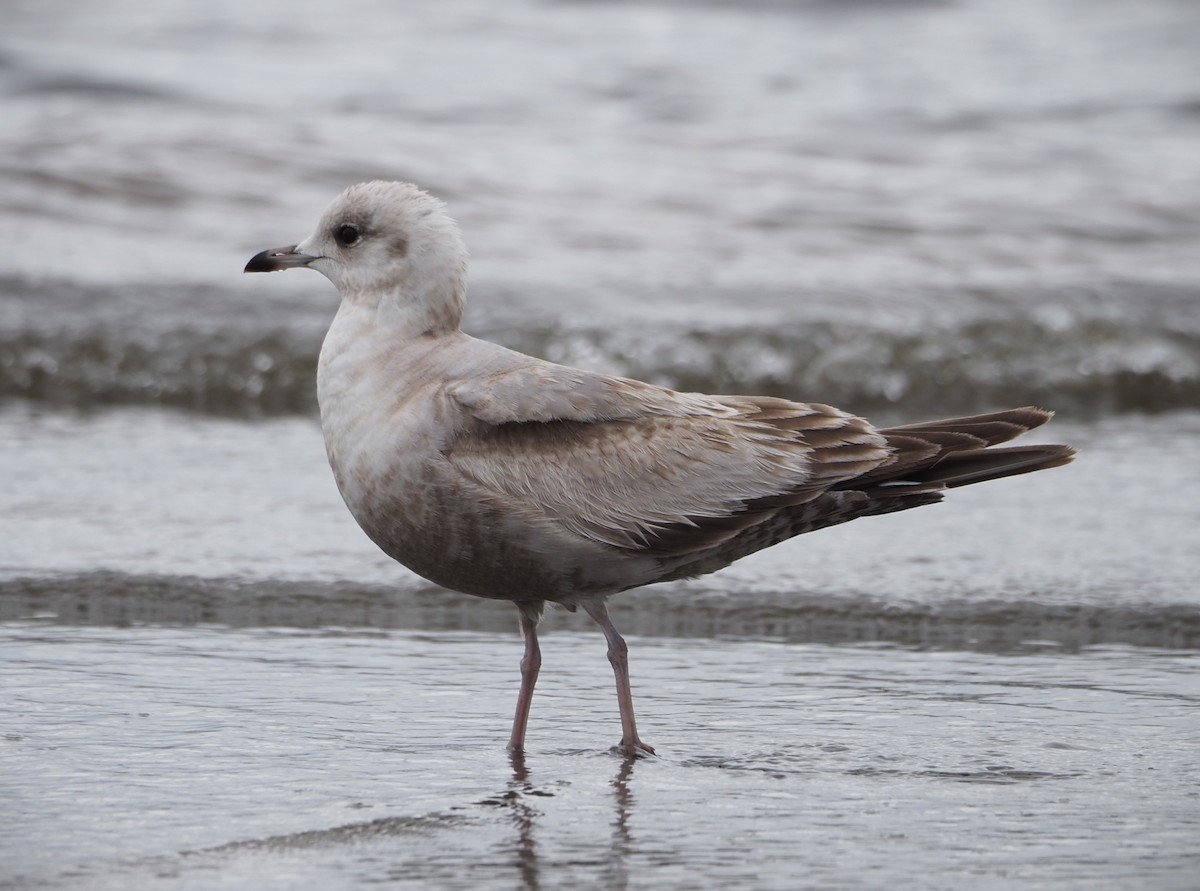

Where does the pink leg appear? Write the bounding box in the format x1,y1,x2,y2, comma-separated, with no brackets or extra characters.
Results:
508,606,542,752
583,600,655,755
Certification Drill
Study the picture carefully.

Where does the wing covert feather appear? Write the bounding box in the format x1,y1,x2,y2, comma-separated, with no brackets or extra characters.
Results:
445,367,892,555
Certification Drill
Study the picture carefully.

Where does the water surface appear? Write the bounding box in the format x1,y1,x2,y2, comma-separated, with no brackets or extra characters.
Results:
4,625,1198,890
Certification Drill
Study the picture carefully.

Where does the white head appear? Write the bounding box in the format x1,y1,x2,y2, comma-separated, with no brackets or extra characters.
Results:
246,181,469,334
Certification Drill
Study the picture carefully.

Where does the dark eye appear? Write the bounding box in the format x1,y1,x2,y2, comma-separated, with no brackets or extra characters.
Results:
334,224,361,247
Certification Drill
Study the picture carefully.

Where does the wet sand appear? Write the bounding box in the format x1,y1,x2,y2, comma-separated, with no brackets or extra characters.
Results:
3,624,1198,890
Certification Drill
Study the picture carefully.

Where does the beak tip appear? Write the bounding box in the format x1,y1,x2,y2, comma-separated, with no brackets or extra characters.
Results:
245,247,284,274
244,245,313,274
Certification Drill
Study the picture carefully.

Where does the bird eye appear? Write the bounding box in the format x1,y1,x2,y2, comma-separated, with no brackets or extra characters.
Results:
334,224,361,247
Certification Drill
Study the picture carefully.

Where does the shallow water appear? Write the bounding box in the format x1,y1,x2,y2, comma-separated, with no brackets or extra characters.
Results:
4,624,1198,890
2,407,1198,649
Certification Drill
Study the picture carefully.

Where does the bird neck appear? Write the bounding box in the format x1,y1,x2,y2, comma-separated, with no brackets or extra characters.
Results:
380,279,465,337
334,273,465,339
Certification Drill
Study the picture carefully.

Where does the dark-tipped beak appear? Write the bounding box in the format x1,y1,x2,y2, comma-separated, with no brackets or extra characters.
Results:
244,245,319,273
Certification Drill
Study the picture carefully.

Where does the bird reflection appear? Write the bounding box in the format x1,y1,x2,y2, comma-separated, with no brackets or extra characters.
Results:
488,749,643,891
503,750,541,891
606,752,638,890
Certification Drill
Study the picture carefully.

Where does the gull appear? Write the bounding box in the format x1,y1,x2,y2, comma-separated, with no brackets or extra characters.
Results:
246,181,1075,755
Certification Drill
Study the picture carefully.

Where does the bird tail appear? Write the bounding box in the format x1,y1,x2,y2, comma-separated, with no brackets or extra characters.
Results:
849,407,1076,493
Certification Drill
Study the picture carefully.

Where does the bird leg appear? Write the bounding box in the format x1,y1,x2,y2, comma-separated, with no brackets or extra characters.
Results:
583,600,656,756
508,605,542,752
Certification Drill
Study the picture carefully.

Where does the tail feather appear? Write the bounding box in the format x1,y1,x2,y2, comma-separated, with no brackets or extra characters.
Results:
842,406,1075,492
884,406,1054,446
653,405,1074,578
903,443,1077,488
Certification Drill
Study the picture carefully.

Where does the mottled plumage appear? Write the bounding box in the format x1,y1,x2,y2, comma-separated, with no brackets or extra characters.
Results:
246,181,1075,754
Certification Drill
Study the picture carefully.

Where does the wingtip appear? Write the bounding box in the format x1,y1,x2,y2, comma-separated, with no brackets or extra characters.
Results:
1014,406,1056,428
1042,443,1077,467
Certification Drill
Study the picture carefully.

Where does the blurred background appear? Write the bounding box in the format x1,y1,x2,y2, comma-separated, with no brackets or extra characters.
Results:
1,0,1198,628
3,0,1199,419
2,0,1199,627
3,3,1200,888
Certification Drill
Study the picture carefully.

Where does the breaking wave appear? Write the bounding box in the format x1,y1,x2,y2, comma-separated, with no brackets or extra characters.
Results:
3,289,1197,419
3,572,1197,651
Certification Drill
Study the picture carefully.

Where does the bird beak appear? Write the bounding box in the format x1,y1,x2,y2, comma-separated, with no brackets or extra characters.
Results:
244,245,319,273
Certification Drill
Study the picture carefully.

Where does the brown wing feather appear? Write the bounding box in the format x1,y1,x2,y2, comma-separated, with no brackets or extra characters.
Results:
848,406,1074,491
447,379,895,557
449,363,1075,564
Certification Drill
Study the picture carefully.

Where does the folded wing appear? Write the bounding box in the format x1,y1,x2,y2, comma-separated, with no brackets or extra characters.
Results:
445,365,892,556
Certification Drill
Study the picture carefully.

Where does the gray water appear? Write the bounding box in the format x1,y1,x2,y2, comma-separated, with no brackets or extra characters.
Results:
5,625,1199,890
2,0,1200,887
2,407,1198,647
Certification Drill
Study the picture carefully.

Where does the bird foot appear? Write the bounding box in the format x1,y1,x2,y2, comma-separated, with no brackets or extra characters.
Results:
614,739,656,758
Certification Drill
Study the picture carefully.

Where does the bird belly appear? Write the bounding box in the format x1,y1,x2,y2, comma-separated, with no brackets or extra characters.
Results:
323,415,647,604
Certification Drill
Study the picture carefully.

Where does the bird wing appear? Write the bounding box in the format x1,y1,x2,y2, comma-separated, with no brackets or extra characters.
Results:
444,365,891,556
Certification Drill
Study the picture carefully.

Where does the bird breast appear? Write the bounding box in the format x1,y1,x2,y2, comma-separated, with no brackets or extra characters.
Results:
314,306,645,603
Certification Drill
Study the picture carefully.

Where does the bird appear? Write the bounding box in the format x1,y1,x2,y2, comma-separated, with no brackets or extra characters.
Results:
245,181,1075,755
